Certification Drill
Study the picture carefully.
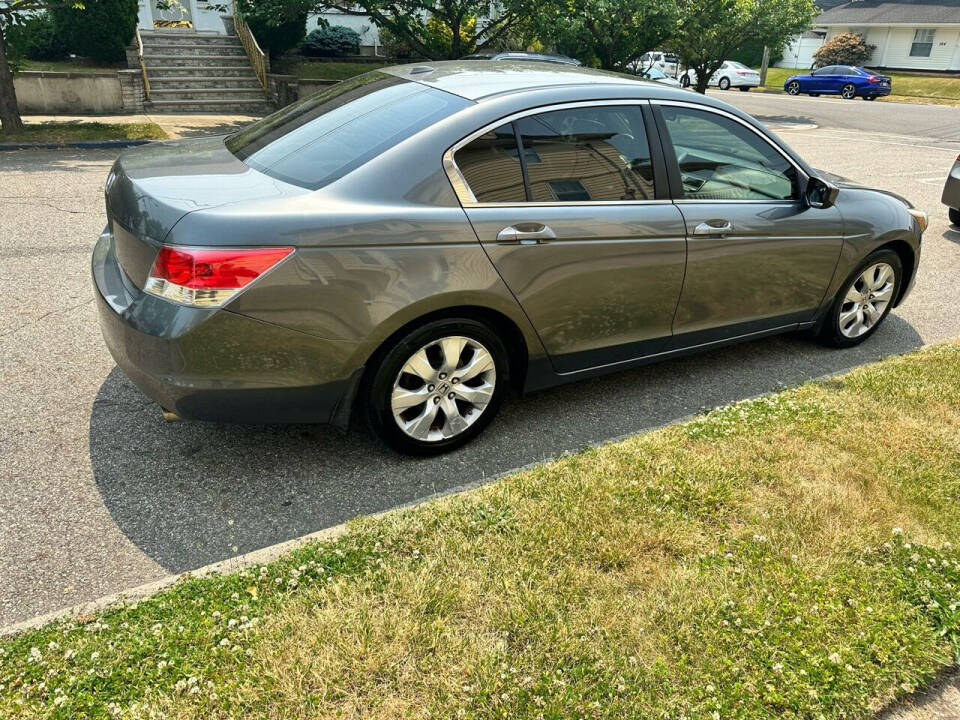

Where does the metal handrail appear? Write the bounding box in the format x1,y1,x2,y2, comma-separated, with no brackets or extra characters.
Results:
135,27,151,101
232,2,267,90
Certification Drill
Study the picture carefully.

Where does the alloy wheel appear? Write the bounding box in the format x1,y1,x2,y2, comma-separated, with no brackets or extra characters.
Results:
391,335,497,442
841,83,856,99
838,262,895,338
787,81,800,95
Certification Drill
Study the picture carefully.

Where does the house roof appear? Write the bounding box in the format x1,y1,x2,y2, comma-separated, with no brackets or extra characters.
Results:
816,0,960,25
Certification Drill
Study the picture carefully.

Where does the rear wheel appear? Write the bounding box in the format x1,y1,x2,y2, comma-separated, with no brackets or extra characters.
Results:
365,318,508,455
841,83,857,99
787,80,801,95
817,249,901,348
810,93,820,97
949,207,960,225
739,86,750,91
718,77,731,90
865,95,877,101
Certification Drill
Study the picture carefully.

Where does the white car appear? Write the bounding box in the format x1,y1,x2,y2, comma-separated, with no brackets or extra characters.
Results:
681,61,760,91
634,51,681,78
638,65,683,87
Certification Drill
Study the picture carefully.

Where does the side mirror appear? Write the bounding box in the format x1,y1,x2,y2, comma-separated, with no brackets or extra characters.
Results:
806,177,839,209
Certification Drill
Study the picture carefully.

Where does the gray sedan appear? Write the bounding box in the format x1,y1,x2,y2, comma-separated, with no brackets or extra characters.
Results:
93,61,927,454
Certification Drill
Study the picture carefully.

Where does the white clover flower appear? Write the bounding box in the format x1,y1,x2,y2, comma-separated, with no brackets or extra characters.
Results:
29,647,42,662
53,694,67,707
91,651,100,660
772,662,783,674
705,684,715,694
228,619,237,627
828,652,842,664
219,638,230,647
892,528,903,535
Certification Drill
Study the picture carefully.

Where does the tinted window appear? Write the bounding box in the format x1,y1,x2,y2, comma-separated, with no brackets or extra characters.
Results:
227,72,470,190
660,106,797,201
453,123,527,203
515,105,655,202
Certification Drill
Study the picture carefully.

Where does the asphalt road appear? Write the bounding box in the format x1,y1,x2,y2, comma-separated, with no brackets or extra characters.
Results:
2,100,960,627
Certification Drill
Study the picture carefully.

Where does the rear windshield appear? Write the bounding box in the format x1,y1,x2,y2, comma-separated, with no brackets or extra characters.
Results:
226,72,471,190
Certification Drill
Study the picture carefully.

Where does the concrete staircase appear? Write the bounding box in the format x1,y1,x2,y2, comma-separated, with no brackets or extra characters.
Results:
139,31,273,114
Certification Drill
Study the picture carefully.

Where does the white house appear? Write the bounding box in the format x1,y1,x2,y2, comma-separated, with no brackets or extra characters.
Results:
779,0,960,71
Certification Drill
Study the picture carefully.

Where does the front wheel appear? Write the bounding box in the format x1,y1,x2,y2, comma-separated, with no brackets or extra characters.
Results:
786,80,801,95
365,318,508,455
817,249,902,348
949,207,960,225
718,77,731,90
841,83,857,99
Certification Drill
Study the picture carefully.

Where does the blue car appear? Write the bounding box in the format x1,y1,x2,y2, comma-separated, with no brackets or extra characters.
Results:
784,65,892,100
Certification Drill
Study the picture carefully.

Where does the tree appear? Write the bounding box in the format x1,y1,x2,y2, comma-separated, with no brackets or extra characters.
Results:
0,2,80,134
309,0,533,60
534,0,677,70
52,0,136,62
671,0,813,93
234,0,308,60
812,32,875,68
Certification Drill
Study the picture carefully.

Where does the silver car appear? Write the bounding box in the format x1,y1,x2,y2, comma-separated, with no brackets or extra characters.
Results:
943,153,960,225
93,62,926,455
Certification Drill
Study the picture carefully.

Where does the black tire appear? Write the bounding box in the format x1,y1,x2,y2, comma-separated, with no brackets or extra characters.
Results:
949,207,960,226
841,83,856,99
787,80,801,95
810,93,820,97
817,249,902,348
680,75,691,88
364,318,509,455
865,95,877,101
739,86,750,92
718,76,731,90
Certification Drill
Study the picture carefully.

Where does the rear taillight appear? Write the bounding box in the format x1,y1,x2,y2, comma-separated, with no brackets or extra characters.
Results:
867,76,880,83
144,245,293,308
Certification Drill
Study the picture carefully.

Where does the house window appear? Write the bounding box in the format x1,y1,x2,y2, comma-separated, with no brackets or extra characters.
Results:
910,28,935,57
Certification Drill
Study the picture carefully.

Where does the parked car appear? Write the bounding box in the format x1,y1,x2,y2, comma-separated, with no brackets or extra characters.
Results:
461,51,581,66
943,153,960,225
635,51,680,77
93,61,926,455
681,61,760,90
638,65,683,87
784,65,892,100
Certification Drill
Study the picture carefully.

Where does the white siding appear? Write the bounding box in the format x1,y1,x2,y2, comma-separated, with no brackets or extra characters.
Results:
825,24,960,70
777,34,825,68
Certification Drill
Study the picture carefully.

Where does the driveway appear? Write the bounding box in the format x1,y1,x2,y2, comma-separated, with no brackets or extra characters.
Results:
2,104,960,627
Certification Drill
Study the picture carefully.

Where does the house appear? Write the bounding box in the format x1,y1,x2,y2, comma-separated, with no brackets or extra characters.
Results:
777,0,960,71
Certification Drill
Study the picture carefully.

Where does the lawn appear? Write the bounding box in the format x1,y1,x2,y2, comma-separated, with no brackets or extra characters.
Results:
0,122,167,144
761,66,960,102
4,342,960,718
296,60,390,80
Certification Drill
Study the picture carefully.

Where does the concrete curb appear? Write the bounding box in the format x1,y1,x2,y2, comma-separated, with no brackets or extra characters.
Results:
0,139,154,152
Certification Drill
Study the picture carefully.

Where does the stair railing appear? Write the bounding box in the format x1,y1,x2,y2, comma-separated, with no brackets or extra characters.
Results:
232,2,267,91
135,27,151,101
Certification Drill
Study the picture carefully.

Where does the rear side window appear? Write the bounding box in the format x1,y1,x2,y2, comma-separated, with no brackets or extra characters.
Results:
453,104,655,203
659,105,797,201
227,72,471,190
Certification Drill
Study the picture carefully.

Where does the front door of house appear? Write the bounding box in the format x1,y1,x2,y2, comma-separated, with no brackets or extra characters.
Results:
146,0,195,29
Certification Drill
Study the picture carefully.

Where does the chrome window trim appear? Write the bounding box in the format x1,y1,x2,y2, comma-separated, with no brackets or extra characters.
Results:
651,98,810,204
442,98,664,208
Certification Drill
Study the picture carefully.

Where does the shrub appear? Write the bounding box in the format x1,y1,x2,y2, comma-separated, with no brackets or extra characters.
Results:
301,25,361,57
378,26,416,59
235,0,308,60
52,0,138,63
5,14,69,62
813,32,875,68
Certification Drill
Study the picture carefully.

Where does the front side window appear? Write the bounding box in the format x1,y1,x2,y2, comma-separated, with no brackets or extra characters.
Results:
227,72,470,190
659,105,798,201
454,104,655,203
910,28,935,57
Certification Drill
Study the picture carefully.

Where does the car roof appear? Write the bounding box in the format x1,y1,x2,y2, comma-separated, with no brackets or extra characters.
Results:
382,60,681,101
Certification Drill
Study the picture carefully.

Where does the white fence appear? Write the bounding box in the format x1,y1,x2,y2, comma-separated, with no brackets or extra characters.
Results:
776,35,824,69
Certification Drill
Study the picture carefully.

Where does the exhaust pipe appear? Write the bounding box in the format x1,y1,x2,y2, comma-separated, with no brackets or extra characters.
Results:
161,407,183,422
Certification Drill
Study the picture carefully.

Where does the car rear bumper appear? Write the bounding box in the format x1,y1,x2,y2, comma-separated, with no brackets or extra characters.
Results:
730,77,760,87
864,86,892,96
942,161,960,209
92,229,360,425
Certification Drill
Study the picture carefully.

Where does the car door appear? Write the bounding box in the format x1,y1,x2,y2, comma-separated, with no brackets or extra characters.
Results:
652,101,844,342
446,101,688,373
807,66,832,93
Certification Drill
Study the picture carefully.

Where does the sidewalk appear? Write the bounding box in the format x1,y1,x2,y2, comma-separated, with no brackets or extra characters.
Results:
22,112,262,139
883,673,960,720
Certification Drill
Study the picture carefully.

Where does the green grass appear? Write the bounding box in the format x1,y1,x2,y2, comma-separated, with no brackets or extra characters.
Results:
0,122,167,143
296,60,390,80
760,66,960,104
5,342,960,718
20,59,125,74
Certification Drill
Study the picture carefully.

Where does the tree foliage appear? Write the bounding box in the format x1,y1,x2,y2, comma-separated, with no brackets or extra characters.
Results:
309,0,532,60
812,32,875,68
235,0,309,59
671,0,813,93
51,0,137,62
534,0,677,70
301,24,360,56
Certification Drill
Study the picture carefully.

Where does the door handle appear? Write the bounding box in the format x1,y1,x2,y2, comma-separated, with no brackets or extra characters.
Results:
693,220,734,236
496,223,556,245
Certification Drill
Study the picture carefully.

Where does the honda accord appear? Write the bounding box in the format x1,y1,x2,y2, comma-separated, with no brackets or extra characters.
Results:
93,62,926,454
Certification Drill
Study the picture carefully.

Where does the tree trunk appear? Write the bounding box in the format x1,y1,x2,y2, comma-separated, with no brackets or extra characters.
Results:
0,21,24,134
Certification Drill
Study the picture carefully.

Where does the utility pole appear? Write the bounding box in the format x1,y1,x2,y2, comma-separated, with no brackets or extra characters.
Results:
759,45,771,86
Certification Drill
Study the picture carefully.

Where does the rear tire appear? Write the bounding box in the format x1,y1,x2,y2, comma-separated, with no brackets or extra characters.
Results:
718,77,731,90
810,93,820,97
865,95,877,101
739,86,750,91
949,207,960,225
817,249,902,348
364,318,509,455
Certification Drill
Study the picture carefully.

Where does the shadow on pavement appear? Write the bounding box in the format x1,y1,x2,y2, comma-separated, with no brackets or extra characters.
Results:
90,315,923,574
